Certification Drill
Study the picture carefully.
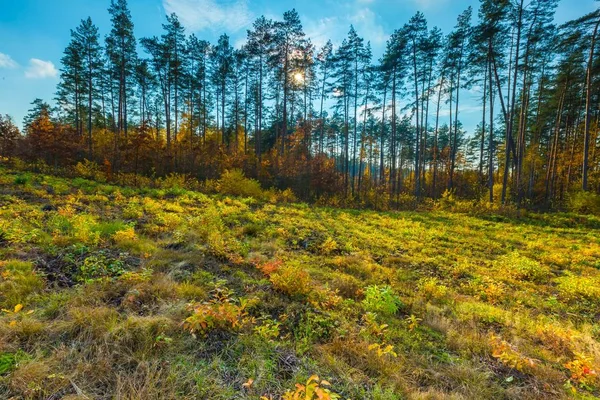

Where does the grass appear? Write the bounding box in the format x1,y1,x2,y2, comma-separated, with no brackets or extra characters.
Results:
0,166,599,399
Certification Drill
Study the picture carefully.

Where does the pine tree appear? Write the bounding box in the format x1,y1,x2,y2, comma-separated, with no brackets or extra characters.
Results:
106,0,137,142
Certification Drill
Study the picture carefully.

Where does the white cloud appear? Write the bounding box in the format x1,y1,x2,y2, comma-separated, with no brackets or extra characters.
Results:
305,17,340,50
0,53,18,69
233,36,247,50
25,59,58,79
349,7,388,46
439,104,483,117
163,0,252,33
305,3,388,54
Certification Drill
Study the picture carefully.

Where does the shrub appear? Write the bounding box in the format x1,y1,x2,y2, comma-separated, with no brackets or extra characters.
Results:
495,251,551,282
564,353,598,389
183,299,248,337
92,220,130,239
362,285,402,316
270,264,311,297
280,375,340,400
418,277,449,302
158,173,188,190
567,191,600,215
331,273,362,299
217,169,264,199
278,188,297,203
489,335,536,373
253,318,281,341
319,237,338,255
123,199,144,219
0,260,44,307
112,227,137,244
74,160,104,181
0,351,25,375
77,252,126,282
13,174,30,185
555,273,600,305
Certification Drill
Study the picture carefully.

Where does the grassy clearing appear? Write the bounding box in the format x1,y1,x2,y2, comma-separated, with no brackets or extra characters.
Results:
0,167,599,399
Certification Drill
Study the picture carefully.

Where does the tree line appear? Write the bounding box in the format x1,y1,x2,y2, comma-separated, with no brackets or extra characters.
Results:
1,0,599,209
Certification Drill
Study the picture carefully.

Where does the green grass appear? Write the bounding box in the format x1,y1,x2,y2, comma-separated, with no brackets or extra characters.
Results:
0,166,599,399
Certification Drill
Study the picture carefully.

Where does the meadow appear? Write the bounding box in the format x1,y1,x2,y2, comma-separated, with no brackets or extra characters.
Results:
0,166,599,399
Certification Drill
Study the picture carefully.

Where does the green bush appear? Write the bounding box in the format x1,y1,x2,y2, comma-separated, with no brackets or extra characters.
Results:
77,252,126,282
495,251,551,282
270,264,311,297
0,260,45,307
13,174,29,185
567,191,600,215
362,285,402,316
217,169,264,199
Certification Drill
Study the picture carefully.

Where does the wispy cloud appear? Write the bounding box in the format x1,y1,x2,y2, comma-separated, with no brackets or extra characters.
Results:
305,1,388,53
439,104,483,117
305,16,340,50
0,53,18,69
163,0,253,33
349,7,388,46
25,59,58,79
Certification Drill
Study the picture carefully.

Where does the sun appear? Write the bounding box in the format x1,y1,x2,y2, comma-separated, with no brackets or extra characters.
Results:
293,72,304,84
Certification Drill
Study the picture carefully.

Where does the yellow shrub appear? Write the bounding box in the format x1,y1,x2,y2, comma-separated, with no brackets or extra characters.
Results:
0,260,44,308
183,300,248,337
217,169,264,199
113,227,137,243
270,264,311,297
556,274,600,304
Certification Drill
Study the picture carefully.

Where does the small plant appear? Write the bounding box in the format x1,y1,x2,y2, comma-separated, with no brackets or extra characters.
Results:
556,273,600,305
490,335,536,372
0,260,44,306
258,260,282,276
13,174,29,185
253,318,281,341
368,342,398,358
418,277,449,301
362,285,402,316
280,375,340,400
270,264,311,297
2,303,34,327
77,252,126,282
0,353,17,375
319,237,338,255
405,314,422,332
495,252,550,282
183,286,250,338
361,312,389,339
564,353,598,390
112,226,137,243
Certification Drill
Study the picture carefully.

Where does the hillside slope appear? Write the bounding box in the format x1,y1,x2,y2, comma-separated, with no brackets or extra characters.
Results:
0,168,599,399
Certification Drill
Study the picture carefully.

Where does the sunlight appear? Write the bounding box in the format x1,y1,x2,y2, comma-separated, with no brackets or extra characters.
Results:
293,71,304,84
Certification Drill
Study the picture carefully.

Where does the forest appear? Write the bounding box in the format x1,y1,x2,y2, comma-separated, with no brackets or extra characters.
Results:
0,0,599,210
1,0,600,399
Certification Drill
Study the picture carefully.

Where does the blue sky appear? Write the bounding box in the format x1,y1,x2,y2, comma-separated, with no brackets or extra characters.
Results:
0,0,597,132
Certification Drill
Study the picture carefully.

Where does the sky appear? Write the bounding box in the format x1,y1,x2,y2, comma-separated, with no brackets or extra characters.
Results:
0,0,597,133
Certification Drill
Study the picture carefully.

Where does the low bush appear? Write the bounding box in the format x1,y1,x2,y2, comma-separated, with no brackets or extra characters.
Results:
183,299,249,337
567,191,600,215
362,285,402,316
217,169,264,199
495,251,551,282
0,260,44,308
270,264,311,297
